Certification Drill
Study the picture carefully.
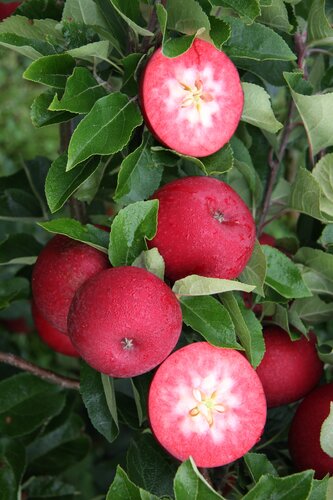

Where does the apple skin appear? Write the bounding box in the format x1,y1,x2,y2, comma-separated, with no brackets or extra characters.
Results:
140,38,243,157
0,2,20,20
255,326,323,408
67,266,182,377
32,235,109,334
289,384,333,478
148,342,267,468
148,176,256,282
32,302,79,358
259,233,276,247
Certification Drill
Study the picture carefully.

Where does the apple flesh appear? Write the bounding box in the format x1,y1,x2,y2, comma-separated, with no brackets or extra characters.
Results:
255,327,323,408
32,235,109,334
148,342,267,467
0,2,19,20
68,266,182,377
289,383,333,478
148,176,255,282
32,302,79,358
140,38,243,157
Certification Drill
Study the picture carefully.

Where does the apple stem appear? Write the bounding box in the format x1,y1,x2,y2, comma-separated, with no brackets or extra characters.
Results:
0,352,80,390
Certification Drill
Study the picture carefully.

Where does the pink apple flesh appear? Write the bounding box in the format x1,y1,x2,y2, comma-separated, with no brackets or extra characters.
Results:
148,342,267,468
67,266,182,378
140,38,243,157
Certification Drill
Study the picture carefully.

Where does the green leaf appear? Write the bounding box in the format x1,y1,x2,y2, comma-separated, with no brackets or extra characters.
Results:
23,54,76,89
241,83,283,133
0,234,42,266
221,292,265,368
290,295,333,324
0,189,43,220
0,278,30,310
180,295,240,348
106,466,159,500
257,0,292,32
126,433,177,498
67,40,111,63
39,218,109,253
0,33,53,60
49,67,107,114
319,224,333,249
31,90,76,128
101,374,119,430
307,0,333,46
320,402,333,458
244,453,278,483
172,275,255,296
210,0,260,23
232,58,294,86
109,200,158,267
45,154,101,213
174,457,223,500
109,0,154,37
239,241,267,296
132,248,165,280
74,161,106,203
223,17,296,61
312,153,333,218
122,53,143,96
114,136,164,205
243,471,314,499
0,438,26,500
62,0,108,27
263,245,312,299
309,478,330,500
209,17,231,49
25,476,76,499
285,72,333,156
80,362,119,443
165,0,210,38
66,93,143,171
294,247,333,296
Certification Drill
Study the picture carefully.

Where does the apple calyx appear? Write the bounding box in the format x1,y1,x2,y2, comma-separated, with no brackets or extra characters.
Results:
189,388,226,427
213,210,225,223
121,337,134,350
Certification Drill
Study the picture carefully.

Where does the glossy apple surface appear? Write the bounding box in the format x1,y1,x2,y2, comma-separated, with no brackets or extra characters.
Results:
289,383,333,478
148,342,267,467
68,266,182,377
32,302,79,358
256,327,323,407
148,176,255,281
140,38,243,157
32,235,109,333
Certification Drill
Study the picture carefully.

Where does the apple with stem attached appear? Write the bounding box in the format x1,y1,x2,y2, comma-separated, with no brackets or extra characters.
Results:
140,38,243,157
32,235,109,334
68,266,182,377
255,326,323,408
148,342,266,467
148,176,255,282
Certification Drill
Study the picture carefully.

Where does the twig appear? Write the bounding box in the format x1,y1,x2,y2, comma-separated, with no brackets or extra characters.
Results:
0,352,80,390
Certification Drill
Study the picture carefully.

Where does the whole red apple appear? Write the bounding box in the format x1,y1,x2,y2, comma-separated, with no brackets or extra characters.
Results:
32,302,79,358
148,342,266,467
32,235,109,334
140,38,243,157
68,266,182,377
148,176,255,281
0,2,20,20
289,383,333,478
256,326,323,408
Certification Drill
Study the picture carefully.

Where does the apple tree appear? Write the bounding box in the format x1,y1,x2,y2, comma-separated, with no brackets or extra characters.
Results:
1,0,333,498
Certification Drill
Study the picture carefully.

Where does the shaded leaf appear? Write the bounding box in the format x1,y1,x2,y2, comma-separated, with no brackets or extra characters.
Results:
320,402,333,458
0,234,42,266
241,82,283,133
173,275,255,296
31,90,75,128
174,457,223,500
239,241,266,296
132,248,165,280
23,54,75,89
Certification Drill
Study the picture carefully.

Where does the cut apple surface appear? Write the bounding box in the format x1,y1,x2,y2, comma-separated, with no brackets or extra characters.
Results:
148,176,256,281
68,266,182,378
140,38,243,157
148,342,267,467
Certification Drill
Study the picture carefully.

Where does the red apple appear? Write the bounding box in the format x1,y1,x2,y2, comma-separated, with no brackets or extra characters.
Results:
148,342,267,467
259,233,276,247
256,327,323,408
289,384,333,478
67,266,182,377
148,176,255,281
0,2,20,20
32,302,79,358
140,38,243,157
1,317,32,334
32,235,109,334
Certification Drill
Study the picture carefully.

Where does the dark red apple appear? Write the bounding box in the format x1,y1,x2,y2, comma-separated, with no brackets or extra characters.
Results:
148,342,266,467
32,235,109,333
68,266,182,377
259,233,276,247
0,2,19,20
32,302,79,358
256,326,323,408
289,383,333,478
1,317,32,334
140,38,243,157
148,176,255,281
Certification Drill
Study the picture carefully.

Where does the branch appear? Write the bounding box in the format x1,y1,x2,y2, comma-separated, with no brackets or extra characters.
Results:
0,352,80,391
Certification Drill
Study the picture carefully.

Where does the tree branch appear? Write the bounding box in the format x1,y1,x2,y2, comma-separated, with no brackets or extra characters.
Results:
0,352,80,391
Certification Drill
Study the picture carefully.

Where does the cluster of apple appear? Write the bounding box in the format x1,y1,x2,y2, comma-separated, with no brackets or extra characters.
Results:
29,38,331,477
